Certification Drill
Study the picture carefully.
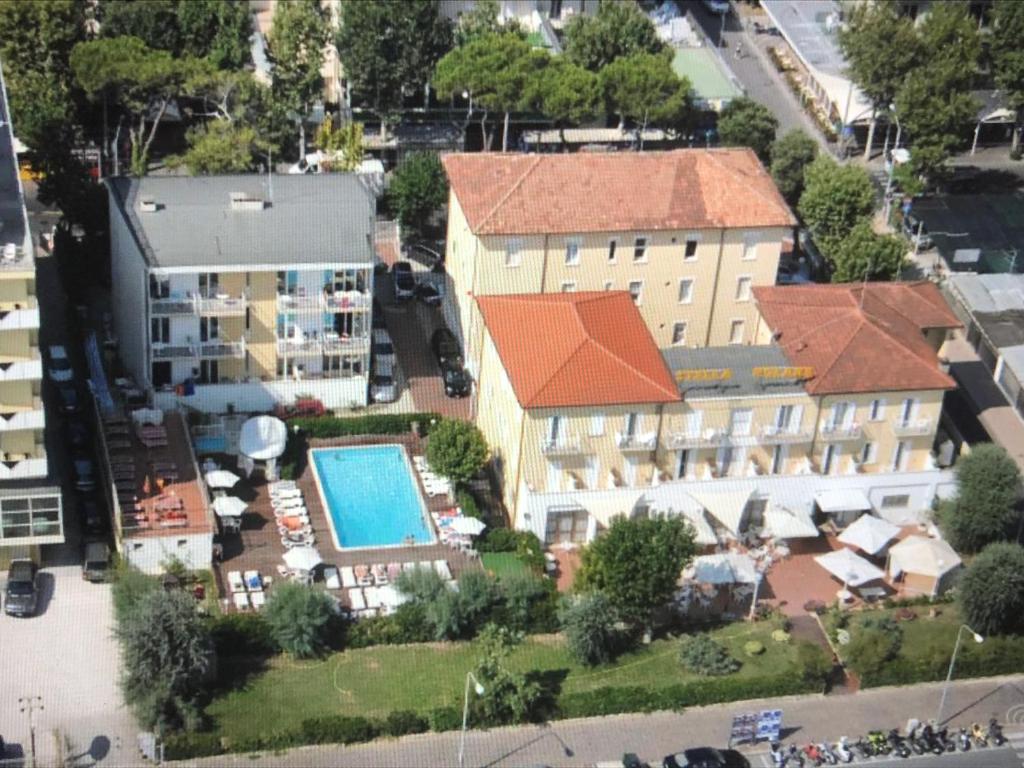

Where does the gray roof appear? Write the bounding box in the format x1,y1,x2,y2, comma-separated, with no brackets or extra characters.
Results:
661,345,807,398
949,273,1024,349
108,174,375,269
0,62,29,258
1000,344,1024,384
761,0,846,78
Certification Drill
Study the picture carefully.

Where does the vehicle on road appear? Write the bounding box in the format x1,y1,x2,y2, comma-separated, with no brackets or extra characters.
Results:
430,327,463,367
78,494,106,535
902,213,934,250
406,242,444,271
415,282,443,306
392,260,416,300
66,418,91,448
82,541,111,582
46,344,74,383
73,455,96,493
441,358,472,398
369,373,398,403
56,384,82,415
372,328,396,365
372,298,387,329
701,0,730,14
663,747,748,768
5,559,39,616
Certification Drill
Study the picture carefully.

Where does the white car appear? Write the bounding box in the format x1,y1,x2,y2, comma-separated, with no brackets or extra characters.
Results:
370,374,398,403
47,345,74,383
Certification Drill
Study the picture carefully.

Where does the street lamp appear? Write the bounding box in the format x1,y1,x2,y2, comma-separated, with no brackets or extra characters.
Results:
936,624,983,724
458,672,485,768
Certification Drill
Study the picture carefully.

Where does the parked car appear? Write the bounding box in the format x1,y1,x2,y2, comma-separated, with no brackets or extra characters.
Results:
73,456,96,493
663,748,748,768
273,397,326,420
78,495,106,535
441,359,472,398
372,329,396,365
391,260,416,300
372,298,387,330
66,419,91,449
5,559,39,616
57,384,81,415
776,258,810,285
415,282,443,306
82,541,111,582
701,0,730,14
430,327,463,367
406,242,444,271
370,374,398,403
46,345,74,383
374,354,395,377
902,213,934,250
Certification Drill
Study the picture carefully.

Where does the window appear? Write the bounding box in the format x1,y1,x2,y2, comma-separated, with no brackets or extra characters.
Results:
684,237,699,261
547,416,564,446
770,444,786,475
743,234,759,260
729,319,744,344
899,397,919,425
504,238,522,267
151,317,170,344
603,280,613,291
881,494,910,509
633,236,648,262
177,539,188,547
607,239,618,262
892,440,910,471
589,413,605,436
822,444,838,475
860,442,877,465
869,399,886,421
774,404,802,434
148,275,170,298
199,316,219,342
729,408,753,436
628,280,643,305
829,401,856,429
560,281,577,293
735,275,752,301
564,237,581,266
671,322,687,346
678,278,694,304
623,412,641,437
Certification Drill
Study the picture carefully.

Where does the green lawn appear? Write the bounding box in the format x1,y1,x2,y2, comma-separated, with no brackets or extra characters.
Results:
480,552,530,579
208,620,796,742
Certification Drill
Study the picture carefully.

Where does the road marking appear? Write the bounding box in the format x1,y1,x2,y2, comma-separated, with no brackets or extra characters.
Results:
1007,730,1024,764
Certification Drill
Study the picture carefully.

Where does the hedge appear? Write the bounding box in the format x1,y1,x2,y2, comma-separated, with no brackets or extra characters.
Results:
857,634,1024,688
289,413,441,439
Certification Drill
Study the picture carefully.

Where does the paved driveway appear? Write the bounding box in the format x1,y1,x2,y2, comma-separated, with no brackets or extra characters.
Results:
0,565,137,766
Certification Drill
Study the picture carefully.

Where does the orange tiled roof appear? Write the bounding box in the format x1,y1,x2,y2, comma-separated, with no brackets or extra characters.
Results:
753,282,961,395
442,149,796,236
476,292,681,408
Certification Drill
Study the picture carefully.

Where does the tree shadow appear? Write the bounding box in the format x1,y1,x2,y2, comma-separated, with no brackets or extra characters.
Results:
527,668,570,723
210,654,271,696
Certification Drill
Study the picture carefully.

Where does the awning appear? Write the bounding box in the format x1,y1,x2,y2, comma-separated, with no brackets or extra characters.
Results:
205,469,241,489
682,508,717,546
888,536,961,578
691,553,759,584
688,488,754,535
814,548,884,587
838,514,900,555
580,491,645,528
815,489,871,515
283,546,322,572
763,506,819,540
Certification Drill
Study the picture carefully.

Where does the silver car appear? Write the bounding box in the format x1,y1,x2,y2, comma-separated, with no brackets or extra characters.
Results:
46,345,74,383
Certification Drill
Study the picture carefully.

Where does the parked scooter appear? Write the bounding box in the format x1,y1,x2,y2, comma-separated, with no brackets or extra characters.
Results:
787,744,806,767
802,743,823,766
833,737,854,764
935,726,957,752
958,726,972,751
972,722,989,747
817,742,838,765
920,722,946,755
989,717,1007,746
867,730,890,755
905,720,926,755
887,728,911,758
852,737,874,759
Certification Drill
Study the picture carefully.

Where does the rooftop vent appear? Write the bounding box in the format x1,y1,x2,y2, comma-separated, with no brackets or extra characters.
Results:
229,192,266,211
139,198,159,213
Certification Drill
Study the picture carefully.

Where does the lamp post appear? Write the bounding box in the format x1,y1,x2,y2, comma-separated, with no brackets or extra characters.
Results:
936,624,983,725
458,672,485,768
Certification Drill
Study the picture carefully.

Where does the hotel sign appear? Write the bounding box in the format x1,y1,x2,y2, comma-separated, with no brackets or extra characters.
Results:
753,366,815,380
675,368,733,383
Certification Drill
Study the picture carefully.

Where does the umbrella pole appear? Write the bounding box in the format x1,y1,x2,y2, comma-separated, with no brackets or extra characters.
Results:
748,574,762,621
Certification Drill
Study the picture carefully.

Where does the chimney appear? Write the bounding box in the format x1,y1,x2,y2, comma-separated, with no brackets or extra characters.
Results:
230,192,266,211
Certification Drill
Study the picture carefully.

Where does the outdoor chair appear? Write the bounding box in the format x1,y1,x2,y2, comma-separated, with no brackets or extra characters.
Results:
232,592,251,611
250,592,266,610
227,571,245,593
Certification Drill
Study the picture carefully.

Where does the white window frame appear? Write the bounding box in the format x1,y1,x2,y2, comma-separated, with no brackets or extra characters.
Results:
589,413,605,437
628,280,644,305
770,444,787,475
869,399,886,421
560,281,577,293
633,236,649,263
684,234,700,262
742,233,759,261
678,277,695,304
728,319,744,345
671,322,687,346
822,444,839,475
735,275,753,302
564,237,582,266
505,238,522,267
729,408,753,436
607,238,618,263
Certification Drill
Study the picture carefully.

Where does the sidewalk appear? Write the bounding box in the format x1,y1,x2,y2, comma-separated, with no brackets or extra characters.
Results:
180,674,1024,768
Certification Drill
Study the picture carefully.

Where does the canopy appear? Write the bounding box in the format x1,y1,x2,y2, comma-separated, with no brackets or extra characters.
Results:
239,416,288,460
814,548,884,587
581,491,645,528
283,546,322,572
815,489,871,515
682,508,717,546
763,506,819,540
449,516,486,536
691,553,759,585
838,514,900,555
205,469,241,489
688,488,754,536
888,536,961,578
212,495,247,518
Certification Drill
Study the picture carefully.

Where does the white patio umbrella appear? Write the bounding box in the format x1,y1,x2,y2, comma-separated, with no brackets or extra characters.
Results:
212,495,248,518
205,469,241,489
283,546,322,572
814,547,885,588
838,514,900,555
449,516,486,536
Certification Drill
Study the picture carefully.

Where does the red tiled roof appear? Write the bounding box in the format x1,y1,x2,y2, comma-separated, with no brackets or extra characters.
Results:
753,282,960,395
476,292,681,408
442,149,796,236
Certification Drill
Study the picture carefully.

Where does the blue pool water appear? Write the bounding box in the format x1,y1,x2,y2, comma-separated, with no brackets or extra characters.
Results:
194,435,228,454
311,445,435,549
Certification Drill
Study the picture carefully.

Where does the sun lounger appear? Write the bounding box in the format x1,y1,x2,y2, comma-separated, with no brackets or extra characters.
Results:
340,566,357,588
274,507,308,520
364,586,383,609
387,562,402,581
277,515,311,530
324,566,342,589
433,560,453,581
354,564,373,587
273,496,305,509
417,560,433,572
348,588,367,611
250,591,266,610
371,563,388,585
278,525,314,537
270,480,297,490
227,571,245,593
281,536,315,549
271,488,302,500
402,562,417,573
232,592,251,611
244,571,262,592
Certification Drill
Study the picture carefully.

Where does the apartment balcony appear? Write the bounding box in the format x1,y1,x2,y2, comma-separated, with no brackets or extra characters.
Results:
150,297,196,315
0,351,42,382
0,244,32,271
152,342,197,360
892,418,933,437
760,424,814,443
0,399,45,431
277,334,370,357
539,434,588,456
819,422,863,441
198,339,246,359
278,291,372,313
0,305,39,331
665,428,730,449
616,431,658,452
195,292,247,317
0,454,48,480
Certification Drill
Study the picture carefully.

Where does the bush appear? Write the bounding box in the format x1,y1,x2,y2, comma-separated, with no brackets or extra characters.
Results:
263,582,337,659
796,642,832,688
846,619,903,675
744,641,766,657
560,592,620,666
428,706,463,732
208,613,278,657
771,630,790,644
382,710,429,737
958,541,1024,635
678,634,741,676
456,487,483,520
299,715,378,745
478,528,545,574
425,419,490,483
112,564,160,625
940,444,1022,553
289,412,441,439
501,571,557,633
163,731,225,760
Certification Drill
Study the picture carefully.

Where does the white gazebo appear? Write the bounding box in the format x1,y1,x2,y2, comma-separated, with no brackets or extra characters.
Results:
838,514,900,555
887,536,962,597
238,415,288,481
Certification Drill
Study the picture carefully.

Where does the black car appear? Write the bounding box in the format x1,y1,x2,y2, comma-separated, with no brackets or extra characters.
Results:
73,456,96,493
78,495,107,535
392,260,416,300
415,282,442,306
5,559,39,616
662,748,749,768
56,384,81,414
66,419,91,449
430,327,463,366
407,242,444,271
441,359,471,398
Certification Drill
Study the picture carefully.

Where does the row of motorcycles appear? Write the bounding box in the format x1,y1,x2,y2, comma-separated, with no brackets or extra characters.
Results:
768,717,1006,766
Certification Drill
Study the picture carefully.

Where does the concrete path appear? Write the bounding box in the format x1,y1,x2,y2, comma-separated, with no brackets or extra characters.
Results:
180,674,1024,768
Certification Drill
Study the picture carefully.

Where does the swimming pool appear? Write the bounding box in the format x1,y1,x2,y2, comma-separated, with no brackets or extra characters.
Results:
310,445,435,550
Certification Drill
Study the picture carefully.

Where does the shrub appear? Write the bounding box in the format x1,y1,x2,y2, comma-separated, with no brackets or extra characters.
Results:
298,715,378,745
345,614,405,648
208,612,278,657
678,634,741,676
263,582,337,658
456,487,483,520
382,710,429,737
560,592,619,666
428,706,463,732
163,731,225,760
958,541,1024,635
846,621,902,675
289,412,440,439
744,641,766,657
501,571,556,633
425,419,490,483
771,630,790,644
796,642,832,688
112,564,160,625
472,624,544,725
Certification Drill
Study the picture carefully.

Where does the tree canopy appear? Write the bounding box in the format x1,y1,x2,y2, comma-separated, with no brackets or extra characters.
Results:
454,0,524,47
770,129,818,205
563,0,667,72
172,121,264,175
941,443,1021,553
826,221,905,283
958,542,1024,636
471,624,543,725
388,152,450,241
424,417,489,484
797,156,875,245
599,52,693,147
576,515,696,629
263,581,337,659
716,97,778,164
990,0,1024,155
560,592,619,666
529,59,601,145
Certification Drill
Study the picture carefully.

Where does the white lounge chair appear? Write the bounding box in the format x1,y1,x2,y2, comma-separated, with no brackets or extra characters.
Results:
273,496,305,509
417,560,433,572
433,560,453,581
348,588,367,611
270,488,302,501
324,566,342,590
227,570,245,593
340,566,357,588
250,591,266,610
269,480,297,491
364,586,383,609
232,592,251,611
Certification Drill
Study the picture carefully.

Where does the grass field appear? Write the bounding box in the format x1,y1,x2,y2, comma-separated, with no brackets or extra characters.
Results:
208,620,797,741
480,552,530,579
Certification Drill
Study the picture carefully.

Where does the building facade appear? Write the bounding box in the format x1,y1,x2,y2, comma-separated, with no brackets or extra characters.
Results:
107,175,376,413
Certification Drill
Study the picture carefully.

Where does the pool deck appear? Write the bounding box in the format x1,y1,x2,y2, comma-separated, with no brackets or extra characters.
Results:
212,433,482,610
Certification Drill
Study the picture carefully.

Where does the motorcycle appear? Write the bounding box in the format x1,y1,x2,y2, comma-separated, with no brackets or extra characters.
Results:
852,737,874,760
905,720,926,755
802,743,823,766
817,742,838,765
920,723,946,755
768,741,786,768
989,717,1007,747
787,744,806,767
935,726,957,752
972,722,989,747
834,737,854,764
867,730,890,755
888,728,911,758
958,726,972,751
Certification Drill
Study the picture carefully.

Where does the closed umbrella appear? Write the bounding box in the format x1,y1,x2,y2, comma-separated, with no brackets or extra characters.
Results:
283,546,322,572
449,516,486,536
212,495,247,518
205,469,241,489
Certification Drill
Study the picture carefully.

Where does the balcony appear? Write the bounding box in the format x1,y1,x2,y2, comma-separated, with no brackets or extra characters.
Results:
665,428,730,449
0,351,42,382
278,291,372,313
195,292,247,317
616,431,657,452
150,296,196,315
819,422,863,441
0,400,45,431
539,434,587,456
152,343,197,360
760,424,814,443
0,455,48,480
277,334,369,357
0,244,32,271
892,418,933,437
0,305,39,331
198,339,246,359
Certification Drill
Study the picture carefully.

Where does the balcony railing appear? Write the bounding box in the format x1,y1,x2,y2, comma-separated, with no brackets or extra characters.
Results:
0,455,48,480
198,339,245,359
152,343,197,360
0,244,32,271
0,400,45,431
760,424,814,443
278,291,372,313
665,429,730,449
0,351,42,382
277,335,370,357
616,431,657,452
0,306,40,331
150,297,196,315
819,422,863,441
195,293,247,316
539,434,587,455
892,418,933,437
